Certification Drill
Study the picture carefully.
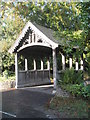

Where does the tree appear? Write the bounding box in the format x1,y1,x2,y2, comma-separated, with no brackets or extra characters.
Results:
16,1,89,72
80,2,90,72
0,1,89,74
0,1,25,72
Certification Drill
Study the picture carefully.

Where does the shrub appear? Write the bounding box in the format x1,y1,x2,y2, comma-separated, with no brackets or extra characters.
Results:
61,83,90,98
3,70,9,78
58,68,90,98
8,71,15,77
61,68,83,84
81,85,90,98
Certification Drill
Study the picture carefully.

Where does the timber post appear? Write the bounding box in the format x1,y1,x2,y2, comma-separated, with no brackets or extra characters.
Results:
53,48,57,89
15,53,18,89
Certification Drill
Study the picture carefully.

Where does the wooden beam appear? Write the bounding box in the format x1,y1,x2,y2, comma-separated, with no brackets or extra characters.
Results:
47,58,50,70
29,33,31,44
53,48,57,89
61,53,65,70
17,43,52,52
75,58,79,70
15,53,18,89
32,32,34,43
25,58,28,71
80,54,83,70
80,59,83,70
34,59,36,70
41,59,44,70
69,57,73,69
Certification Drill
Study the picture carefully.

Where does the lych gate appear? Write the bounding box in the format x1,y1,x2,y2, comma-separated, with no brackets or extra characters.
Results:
9,22,58,89
9,21,84,89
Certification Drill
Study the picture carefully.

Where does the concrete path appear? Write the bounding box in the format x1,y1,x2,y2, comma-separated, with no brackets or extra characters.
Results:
1,85,58,119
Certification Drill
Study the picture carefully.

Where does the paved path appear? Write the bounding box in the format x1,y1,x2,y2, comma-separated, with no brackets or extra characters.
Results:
1,85,57,119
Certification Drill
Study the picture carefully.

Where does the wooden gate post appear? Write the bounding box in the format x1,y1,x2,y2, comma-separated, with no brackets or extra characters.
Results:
47,57,50,70
53,48,57,89
80,54,83,70
34,59,36,70
75,58,79,70
69,55,73,69
25,58,28,71
15,53,18,89
41,59,44,70
61,53,65,70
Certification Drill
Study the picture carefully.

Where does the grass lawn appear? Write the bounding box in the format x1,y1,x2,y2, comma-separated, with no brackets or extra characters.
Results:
46,96,89,118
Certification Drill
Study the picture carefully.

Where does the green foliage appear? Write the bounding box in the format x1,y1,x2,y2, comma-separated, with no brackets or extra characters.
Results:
54,30,85,56
61,84,90,98
3,70,8,78
61,68,83,84
0,1,89,75
8,71,15,77
58,67,90,98
2,70,15,78
81,85,90,98
0,2,25,72
16,1,89,72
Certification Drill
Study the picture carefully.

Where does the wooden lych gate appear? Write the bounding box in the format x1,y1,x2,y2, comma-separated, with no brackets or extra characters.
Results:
9,21,84,89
